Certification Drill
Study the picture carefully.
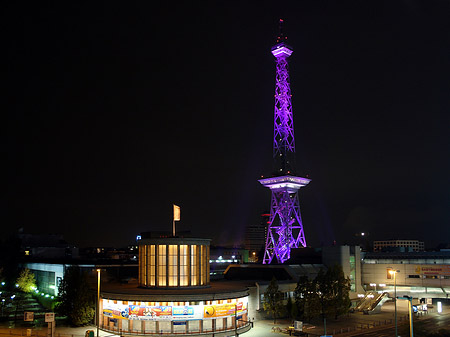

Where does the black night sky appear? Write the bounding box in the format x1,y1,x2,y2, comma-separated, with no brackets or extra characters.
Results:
4,1,450,248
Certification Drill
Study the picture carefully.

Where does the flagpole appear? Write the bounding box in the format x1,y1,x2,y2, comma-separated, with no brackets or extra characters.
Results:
173,204,180,237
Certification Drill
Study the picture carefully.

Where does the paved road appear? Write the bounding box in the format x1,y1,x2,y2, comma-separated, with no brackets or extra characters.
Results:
339,314,450,337
242,302,449,337
310,311,450,337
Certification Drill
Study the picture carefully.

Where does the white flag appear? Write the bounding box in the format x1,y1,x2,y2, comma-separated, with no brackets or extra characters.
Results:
173,204,180,221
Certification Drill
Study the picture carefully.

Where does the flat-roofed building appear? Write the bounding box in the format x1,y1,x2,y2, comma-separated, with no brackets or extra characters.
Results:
361,251,450,299
373,239,425,252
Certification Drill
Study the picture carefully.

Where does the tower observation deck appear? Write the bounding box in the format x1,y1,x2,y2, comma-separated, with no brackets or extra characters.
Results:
260,20,310,264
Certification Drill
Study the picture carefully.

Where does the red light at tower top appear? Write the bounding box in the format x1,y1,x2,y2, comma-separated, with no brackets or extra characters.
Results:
276,19,288,44
272,20,293,59
260,21,311,264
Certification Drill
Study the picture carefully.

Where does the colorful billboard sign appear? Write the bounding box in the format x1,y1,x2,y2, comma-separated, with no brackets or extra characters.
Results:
103,302,129,319
172,306,203,320
129,306,172,320
102,298,247,321
203,301,247,319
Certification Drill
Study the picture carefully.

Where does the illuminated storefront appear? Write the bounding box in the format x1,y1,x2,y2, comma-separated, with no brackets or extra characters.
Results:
100,295,249,335
99,237,251,336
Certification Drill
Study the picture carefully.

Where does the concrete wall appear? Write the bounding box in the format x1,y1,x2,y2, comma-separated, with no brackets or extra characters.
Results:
322,245,365,295
23,262,65,296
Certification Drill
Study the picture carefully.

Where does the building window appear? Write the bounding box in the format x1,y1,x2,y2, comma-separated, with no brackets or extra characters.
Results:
387,269,393,279
201,245,206,285
408,275,420,278
191,245,198,286
149,245,155,286
179,245,188,286
139,245,146,285
168,245,178,286
425,275,438,279
349,256,356,292
158,245,167,286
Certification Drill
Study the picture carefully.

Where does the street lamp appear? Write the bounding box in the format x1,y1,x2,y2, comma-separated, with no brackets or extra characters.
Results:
398,296,414,337
96,269,101,337
389,269,400,337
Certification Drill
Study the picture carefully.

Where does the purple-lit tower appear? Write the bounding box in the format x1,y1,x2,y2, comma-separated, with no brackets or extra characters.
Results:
260,20,310,264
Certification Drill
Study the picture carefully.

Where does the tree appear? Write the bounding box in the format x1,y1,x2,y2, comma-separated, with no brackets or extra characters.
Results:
55,266,95,326
286,295,298,321
303,279,320,322
17,268,36,293
294,275,309,320
316,268,333,324
327,265,351,319
316,265,351,321
263,277,285,323
294,275,320,322
0,236,21,287
294,265,350,323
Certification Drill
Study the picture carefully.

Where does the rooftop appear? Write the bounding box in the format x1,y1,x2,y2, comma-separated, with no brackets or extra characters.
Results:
99,279,249,302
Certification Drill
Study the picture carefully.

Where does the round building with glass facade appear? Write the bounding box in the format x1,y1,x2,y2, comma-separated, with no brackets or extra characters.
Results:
99,237,251,336
138,238,210,288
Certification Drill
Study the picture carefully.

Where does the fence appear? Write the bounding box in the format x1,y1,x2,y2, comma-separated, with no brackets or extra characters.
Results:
0,330,83,337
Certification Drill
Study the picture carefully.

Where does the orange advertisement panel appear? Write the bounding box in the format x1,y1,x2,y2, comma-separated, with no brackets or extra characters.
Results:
203,301,247,319
417,265,450,276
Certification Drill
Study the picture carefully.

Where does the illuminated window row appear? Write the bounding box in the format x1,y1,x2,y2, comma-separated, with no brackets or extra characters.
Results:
139,243,210,288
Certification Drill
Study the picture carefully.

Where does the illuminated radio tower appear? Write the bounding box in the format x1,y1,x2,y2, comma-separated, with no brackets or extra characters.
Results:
260,20,310,264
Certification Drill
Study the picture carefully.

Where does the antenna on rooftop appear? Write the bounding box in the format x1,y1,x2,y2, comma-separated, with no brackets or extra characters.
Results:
276,19,288,44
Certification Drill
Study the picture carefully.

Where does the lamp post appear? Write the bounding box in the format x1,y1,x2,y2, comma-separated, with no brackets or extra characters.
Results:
398,296,414,337
389,269,400,337
97,269,101,337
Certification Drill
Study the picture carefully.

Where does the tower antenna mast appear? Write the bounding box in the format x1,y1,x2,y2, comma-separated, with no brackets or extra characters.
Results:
259,19,311,264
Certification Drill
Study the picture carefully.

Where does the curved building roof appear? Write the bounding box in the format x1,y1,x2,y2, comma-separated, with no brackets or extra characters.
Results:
100,280,248,302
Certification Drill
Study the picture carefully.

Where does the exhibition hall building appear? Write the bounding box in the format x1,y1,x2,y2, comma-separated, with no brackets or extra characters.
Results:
98,237,251,336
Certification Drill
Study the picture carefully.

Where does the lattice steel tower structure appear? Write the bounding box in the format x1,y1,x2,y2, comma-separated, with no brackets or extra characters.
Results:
260,20,311,264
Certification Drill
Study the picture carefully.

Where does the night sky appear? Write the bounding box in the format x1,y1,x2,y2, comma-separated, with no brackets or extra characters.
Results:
4,1,450,249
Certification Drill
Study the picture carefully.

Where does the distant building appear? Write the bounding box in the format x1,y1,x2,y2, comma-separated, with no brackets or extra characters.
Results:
209,246,248,279
18,232,79,259
373,239,425,252
79,246,138,261
243,214,269,262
